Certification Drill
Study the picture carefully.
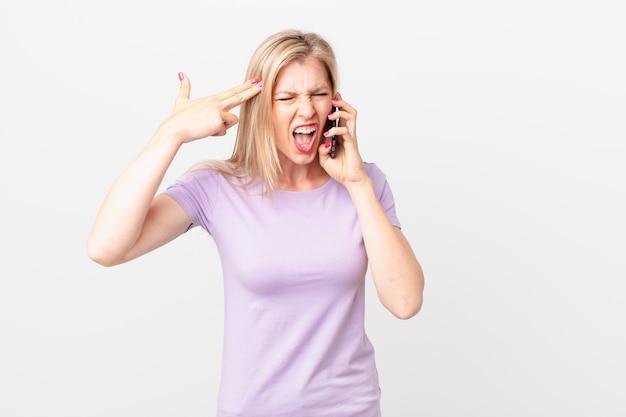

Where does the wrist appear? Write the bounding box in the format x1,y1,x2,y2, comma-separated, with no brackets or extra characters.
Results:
344,176,374,197
152,120,185,150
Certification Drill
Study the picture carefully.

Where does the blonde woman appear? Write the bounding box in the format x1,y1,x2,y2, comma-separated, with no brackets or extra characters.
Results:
87,29,424,417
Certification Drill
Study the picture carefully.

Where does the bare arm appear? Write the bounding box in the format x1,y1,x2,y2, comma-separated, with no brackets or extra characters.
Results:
86,135,188,266
319,94,424,319
346,179,424,319
86,74,263,266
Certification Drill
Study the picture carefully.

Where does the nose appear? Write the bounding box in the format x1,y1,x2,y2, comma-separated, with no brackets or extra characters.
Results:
295,95,316,119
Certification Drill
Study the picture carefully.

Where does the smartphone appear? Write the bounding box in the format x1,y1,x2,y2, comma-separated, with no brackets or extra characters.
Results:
330,106,339,158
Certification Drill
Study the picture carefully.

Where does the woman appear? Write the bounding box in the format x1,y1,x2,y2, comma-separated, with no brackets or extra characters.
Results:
87,29,424,417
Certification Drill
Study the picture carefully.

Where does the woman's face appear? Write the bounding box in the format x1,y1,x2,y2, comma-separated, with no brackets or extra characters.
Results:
271,56,333,168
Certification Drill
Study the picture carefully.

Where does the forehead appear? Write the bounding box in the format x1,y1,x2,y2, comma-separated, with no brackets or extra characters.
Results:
274,56,330,92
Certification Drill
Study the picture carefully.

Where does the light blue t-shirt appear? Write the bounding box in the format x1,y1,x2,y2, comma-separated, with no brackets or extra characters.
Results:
163,162,400,417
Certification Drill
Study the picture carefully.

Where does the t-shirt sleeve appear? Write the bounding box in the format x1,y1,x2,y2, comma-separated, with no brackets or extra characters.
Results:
162,163,400,231
160,168,218,234
365,162,402,229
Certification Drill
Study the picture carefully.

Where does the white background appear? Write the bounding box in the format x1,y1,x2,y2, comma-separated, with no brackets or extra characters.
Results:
1,0,625,416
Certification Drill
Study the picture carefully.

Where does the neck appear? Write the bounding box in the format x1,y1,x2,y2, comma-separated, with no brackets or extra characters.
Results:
277,161,329,192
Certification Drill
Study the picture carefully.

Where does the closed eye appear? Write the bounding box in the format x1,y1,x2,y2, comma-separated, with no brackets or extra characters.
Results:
274,92,329,102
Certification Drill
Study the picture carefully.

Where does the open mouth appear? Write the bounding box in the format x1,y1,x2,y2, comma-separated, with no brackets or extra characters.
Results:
292,126,317,153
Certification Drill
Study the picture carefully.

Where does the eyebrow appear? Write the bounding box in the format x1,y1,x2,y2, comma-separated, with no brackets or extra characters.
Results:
273,86,330,95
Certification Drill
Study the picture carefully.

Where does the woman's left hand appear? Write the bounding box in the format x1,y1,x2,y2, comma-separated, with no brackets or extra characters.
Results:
318,93,368,185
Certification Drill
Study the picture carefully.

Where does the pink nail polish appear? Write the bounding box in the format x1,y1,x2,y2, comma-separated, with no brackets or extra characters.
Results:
323,131,330,137
250,78,258,84
178,72,184,81
325,141,331,148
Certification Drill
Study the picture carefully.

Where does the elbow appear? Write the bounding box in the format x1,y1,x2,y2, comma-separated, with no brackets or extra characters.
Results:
382,269,425,320
389,296,423,320
86,240,122,267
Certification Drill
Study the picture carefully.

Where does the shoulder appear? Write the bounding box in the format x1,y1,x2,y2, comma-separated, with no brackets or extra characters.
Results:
364,161,386,179
363,161,390,189
163,164,232,204
363,161,397,201
179,164,222,183
174,162,244,188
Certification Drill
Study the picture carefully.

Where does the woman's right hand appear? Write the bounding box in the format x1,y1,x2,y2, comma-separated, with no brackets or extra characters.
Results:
158,73,263,144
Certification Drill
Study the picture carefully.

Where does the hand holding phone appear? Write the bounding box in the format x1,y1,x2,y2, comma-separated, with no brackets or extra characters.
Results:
330,106,339,158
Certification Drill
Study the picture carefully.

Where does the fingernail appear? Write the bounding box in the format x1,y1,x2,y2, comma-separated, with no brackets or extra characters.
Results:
257,81,263,88
250,78,258,84
323,131,330,137
178,72,184,81
325,140,331,148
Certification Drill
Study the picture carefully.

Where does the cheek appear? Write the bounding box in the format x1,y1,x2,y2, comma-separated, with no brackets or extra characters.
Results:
272,107,291,129
317,103,333,126
272,108,294,140
271,111,292,145
317,101,333,117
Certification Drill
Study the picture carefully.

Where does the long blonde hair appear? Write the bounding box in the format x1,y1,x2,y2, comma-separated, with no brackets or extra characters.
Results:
204,29,339,193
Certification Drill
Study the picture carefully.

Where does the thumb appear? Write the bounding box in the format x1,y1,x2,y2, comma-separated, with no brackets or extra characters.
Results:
222,112,239,129
177,71,191,101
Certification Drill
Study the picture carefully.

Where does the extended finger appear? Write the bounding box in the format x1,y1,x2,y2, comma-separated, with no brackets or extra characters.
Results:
177,72,191,101
218,79,263,110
